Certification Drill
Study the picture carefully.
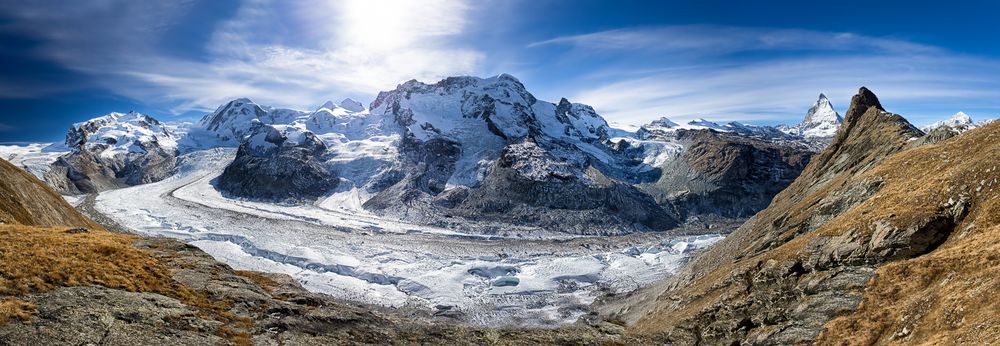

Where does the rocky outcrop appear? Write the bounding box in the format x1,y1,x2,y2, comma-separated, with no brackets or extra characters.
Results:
444,140,678,235
217,123,338,200
636,128,812,220
601,87,938,344
43,112,178,195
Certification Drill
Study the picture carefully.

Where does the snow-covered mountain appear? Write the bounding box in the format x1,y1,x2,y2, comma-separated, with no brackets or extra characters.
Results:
779,93,843,138
637,117,796,142
23,74,830,234
366,74,610,187
196,98,308,146
66,111,178,156
44,111,179,194
922,111,978,132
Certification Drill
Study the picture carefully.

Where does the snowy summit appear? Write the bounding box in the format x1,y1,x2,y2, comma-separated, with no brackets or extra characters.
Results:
779,93,843,138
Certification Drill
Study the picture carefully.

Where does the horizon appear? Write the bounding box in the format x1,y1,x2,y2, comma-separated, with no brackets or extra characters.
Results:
2,0,999,142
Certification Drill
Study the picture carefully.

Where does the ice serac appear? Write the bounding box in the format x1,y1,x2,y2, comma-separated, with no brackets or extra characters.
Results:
216,122,338,200
606,87,929,344
44,112,179,194
779,93,843,140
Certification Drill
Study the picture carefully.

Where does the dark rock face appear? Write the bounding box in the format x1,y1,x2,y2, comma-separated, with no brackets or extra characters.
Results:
639,129,812,220
217,124,337,200
444,140,678,235
604,87,931,344
44,112,178,195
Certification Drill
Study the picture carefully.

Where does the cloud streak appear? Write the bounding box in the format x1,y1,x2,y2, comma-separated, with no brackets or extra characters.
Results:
529,25,940,55
535,26,1000,127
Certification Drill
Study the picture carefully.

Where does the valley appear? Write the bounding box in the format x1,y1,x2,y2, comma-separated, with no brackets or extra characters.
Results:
88,146,726,326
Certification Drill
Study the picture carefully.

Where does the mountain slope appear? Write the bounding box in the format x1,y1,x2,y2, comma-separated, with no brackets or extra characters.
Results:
633,127,812,220
0,158,95,227
602,87,933,344
817,119,1000,344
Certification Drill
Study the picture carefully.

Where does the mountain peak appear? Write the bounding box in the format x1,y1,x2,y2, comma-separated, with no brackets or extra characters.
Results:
648,117,679,128
851,87,884,116
339,98,365,112
950,111,972,123
921,111,978,133
318,100,337,110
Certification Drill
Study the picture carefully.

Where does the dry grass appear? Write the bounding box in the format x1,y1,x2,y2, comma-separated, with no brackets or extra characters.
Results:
0,299,36,325
235,270,281,294
0,225,186,296
814,124,1000,345
0,224,256,343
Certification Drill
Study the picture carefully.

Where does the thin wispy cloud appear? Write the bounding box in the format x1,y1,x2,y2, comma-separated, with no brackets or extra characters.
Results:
534,25,1000,126
0,123,15,132
529,25,940,55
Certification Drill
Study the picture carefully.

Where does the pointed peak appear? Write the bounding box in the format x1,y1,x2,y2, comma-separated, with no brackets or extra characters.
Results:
318,100,337,110
818,93,828,101
646,117,679,128
339,98,365,112
950,111,972,121
855,87,884,112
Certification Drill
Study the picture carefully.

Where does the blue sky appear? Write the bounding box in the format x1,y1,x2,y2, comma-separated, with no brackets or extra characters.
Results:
1,0,999,142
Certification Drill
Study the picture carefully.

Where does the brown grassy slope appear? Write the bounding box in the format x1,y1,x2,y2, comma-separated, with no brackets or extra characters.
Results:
0,224,192,297
817,123,1000,345
0,158,96,228
624,88,1000,344
0,159,240,334
610,88,950,343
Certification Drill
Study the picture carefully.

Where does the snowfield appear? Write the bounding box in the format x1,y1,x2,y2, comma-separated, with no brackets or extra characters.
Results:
0,142,69,179
93,148,724,326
